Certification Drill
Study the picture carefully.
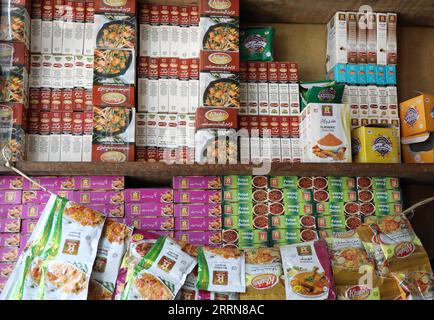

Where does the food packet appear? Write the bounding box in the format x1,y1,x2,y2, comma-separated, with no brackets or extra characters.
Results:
196,247,246,293
400,271,434,300
240,27,275,61
36,201,106,300
0,195,64,300
113,230,160,300
120,236,197,300
176,267,238,300
280,240,336,300
87,219,133,300
240,247,285,300
299,81,345,110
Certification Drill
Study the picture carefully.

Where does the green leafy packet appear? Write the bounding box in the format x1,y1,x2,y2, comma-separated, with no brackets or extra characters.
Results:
0,195,65,300
299,81,345,110
120,236,196,300
240,27,275,61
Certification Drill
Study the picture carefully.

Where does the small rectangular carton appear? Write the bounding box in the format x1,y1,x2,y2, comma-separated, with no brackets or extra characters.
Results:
387,13,398,65
376,12,388,66
125,203,174,217
125,188,173,203
0,205,22,219
173,190,222,204
399,94,434,137
174,231,222,246
326,11,347,71
173,176,221,190
174,204,222,217
174,217,222,231
125,217,174,231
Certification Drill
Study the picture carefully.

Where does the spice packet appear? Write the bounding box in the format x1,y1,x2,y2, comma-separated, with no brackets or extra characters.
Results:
240,27,275,61
280,240,336,300
120,236,197,300
240,247,285,300
196,247,246,293
88,219,133,300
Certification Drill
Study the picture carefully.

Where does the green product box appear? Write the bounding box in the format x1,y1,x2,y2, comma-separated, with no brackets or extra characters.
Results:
317,228,350,239
238,229,270,245
373,189,403,203
283,188,313,203
222,188,253,202
315,202,345,215
284,202,316,216
238,242,267,249
328,188,358,202
270,228,319,245
270,215,317,229
375,202,403,215
222,214,255,229
315,214,347,229
269,176,298,189
222,175,253,189
327,176,357,190
371,177,400,190
222,202,253,215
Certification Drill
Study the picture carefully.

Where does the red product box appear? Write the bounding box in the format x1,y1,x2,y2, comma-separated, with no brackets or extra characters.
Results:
75,1,85,23
83,111,93,134
51,89,62,111
40,88,51,111
269,116,281,137
259,115,270,136
94,0,136,14
138,56,149,78
84,89,93,111
179,6,190,27
29,88,41,111
199,0,239,17
150,4,160,25
0,42,29,70
62,111,73,133
85,0,95,22
72,111,83,135
72,88,85,112
238,115,249,131
280,116,299,137
27,110,40,134
62,88,73,111
139,3,150,24
50,111,62,134
277,62,290,83
92,85,135,108
190,58,199,80
200,51,239,72
39,111,51,134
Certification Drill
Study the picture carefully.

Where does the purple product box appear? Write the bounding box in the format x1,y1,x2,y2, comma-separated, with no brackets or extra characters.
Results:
75,176,125,190
0,219,21,233
125,217,175,231
0,176,24,190
173,176,222,190
0,205,22,219
174,231,222,246
174,204,222,217
22,190,74,204
0,262,16,280
0,233,21,247
0,247,19,262
21,204,46,219
174,190,222,204
125,188,173,203
148,231,175,238
86,204,125,218
23,177,64,190
21,219,38,235
73,191,125,205
0,190,22,205
125,203,174,217
174,217,222,231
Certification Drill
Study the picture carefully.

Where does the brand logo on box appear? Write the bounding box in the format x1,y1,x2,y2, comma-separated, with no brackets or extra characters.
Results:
103,0,127,7
205,109,229,122
208,0,232,10
395,241,415,258
372,135,392,158
321,105,333,117
346,285,371,300
208,52,232,65
101,92,127,105
251,274,278,290
404,107,419,126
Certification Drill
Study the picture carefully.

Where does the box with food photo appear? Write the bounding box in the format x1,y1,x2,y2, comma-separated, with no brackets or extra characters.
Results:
94,13,136,50
0,103,26,162
0,2,30,48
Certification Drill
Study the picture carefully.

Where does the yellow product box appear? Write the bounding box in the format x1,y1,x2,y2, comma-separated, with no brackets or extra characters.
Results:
401,133,434,163
399,93,434,137
352,125,400,163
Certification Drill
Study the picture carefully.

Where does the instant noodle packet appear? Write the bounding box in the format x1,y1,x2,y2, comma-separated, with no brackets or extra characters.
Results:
120,236,197,300
88,219,133,300
240,247,285,300
280,240,336,300
240,27,275,61
196,247,246,293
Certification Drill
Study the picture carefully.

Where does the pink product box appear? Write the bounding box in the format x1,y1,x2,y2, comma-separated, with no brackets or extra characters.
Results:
0,262,16,280
0,219,21,233
174,231,222,246
23,177,64,190
22,190,74,204
0,233,21,247
22,204,46,219
21,219,38,235
174,204,222,217
73,191,125,205
0,247,19,263
174,217,222,231
86,204,125,218
0,205,22,219
0,190,22,205
0,176,24,190
125,189,174,203
173,176,222,190
20,234,29,250
74,176,125,190
148,231,175,238
125,217,174,231
174,190,222,204
125,203,174,217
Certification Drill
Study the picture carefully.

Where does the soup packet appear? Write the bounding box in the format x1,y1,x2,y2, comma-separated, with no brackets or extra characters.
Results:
0,195,63,300
120,236,197,300
240,247,285,300
37,201,106,300
240,27,275,61
88,219,133,300
176,267,238,300
280,240,336,300
113,230,160,300
196,247,246,293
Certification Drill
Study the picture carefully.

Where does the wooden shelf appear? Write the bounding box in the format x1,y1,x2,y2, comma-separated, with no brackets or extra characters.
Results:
240,0,434,27
2,162,434,185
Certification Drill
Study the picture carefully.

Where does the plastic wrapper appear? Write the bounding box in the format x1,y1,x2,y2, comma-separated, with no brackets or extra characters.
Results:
240,27,275,61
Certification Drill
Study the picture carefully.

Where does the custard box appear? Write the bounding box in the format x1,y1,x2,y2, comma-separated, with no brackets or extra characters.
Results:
0,247,19,262
0,177,24,190
86,204,125,218
22,190,74,204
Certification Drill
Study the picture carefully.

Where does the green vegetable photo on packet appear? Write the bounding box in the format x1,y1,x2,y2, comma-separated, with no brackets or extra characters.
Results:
240,27,275,61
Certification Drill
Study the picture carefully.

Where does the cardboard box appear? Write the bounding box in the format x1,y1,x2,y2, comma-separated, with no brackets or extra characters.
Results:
347,12,357,64
356,12,367,63
399,94,434,137
125,203,174,217
367,12,377,64
41,0,53,54
83,0,95,56
247,62,258,114
31,0,42,53
94,13,136,50
125,188,173,203
139,4,150,57
352,125,400,163
387,13,397,65
376,13,387,66
326,11,347,71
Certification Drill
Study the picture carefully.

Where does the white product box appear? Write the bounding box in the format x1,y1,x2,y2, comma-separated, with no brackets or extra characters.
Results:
279,83,290,115
135,112,147,148
250,128,261,164
281,138,292,162
41,0,53,54
367,85,379,117
260,130,272,163
290,138,301,163
145,113,158,161
140,22,151,57
82,111,93,162
62,2,75,55
289,83,300,115
376,12,388,66
188,59,199,114
248,82,259,115
358,86,369,117
62,55,75,88
31,0,42,53
158,78,170,112
72,1,85,55
258,82,269,115
378,86,388,117
189,6,200,58
52,1,64,54
83,24,95,56
41,55,53,87
387,13,397,65
239,128,250,164
29,55,42,88
51,55,63,88
138,78,149,112
73,55,86,88
38,112,50,162
326,11,347,71
149,25,160,57
387,86,399,118
48,111,61,162
367,12,377,64
178,6,190,59
348,85,359,117
169,5,180,58
356,12,367,64
148,58,159,112
347,12,358,64
239,82,248,115
185,114,196,164
271,138,281,162
159,5,171,58
84,55,93,89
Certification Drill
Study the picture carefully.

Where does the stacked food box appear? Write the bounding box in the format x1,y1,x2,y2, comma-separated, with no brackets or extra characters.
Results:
0,0,30,161
124,187,174,237
136,3,199,163
26,0,94,162
92,0,137,162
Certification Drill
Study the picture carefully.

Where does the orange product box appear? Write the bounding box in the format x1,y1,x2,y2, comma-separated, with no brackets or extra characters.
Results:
399,93,434,137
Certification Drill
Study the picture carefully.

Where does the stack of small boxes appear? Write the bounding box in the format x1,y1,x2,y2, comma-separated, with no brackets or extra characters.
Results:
0,0,29,161
124,187,175,238
172,176,222,247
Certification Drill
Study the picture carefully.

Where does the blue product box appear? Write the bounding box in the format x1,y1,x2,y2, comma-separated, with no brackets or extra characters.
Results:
366,64,376,84
327,64,347,83
386,65,397,85
357,64,367,85
347,64,358,85
376,65,387,86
